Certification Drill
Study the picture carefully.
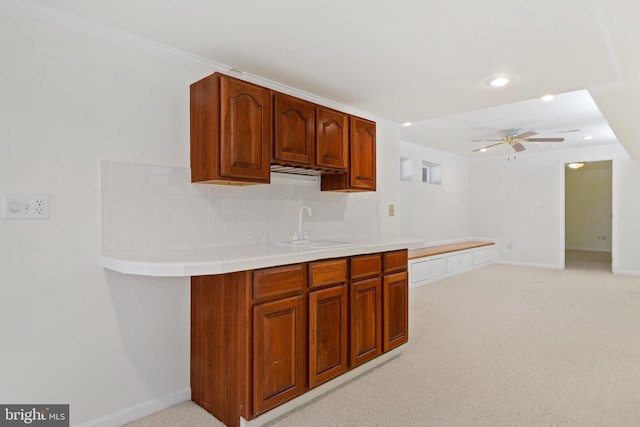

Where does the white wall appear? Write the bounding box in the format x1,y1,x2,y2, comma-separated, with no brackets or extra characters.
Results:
398,141,471,243
0,8,393,426
565,161,612,251
469,143,640,273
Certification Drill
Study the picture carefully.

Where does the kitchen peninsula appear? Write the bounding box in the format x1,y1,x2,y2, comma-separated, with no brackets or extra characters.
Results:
103,236,423,427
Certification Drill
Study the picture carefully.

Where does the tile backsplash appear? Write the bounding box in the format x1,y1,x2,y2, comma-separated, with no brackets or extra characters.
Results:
100,160,380,254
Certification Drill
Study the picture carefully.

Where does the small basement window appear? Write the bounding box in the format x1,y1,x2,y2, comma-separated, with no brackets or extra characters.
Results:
422,161,442,185
400,157,413,182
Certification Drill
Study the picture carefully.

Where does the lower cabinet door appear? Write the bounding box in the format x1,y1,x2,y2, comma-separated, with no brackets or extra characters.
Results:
383,272,408,351
350,277,382,367
309,284,348,388
253,295,305,416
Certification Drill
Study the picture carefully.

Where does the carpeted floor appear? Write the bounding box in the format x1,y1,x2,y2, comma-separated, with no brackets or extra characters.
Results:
127,258,640,427
565,250,611,272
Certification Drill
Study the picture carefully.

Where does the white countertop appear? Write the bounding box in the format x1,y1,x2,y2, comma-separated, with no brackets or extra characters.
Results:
102,236,425,277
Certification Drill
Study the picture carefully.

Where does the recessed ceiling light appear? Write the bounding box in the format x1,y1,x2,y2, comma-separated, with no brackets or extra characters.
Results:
402,122,412,127
583,135,593,140
567,162,585,169
485,76,511,87
540,94,554,102
480,148,488,152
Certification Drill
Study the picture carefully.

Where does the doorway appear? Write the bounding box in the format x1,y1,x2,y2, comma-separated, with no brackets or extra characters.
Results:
564,160,613,272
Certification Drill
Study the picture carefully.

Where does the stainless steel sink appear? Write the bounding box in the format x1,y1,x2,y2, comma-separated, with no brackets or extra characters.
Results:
276,240,354,249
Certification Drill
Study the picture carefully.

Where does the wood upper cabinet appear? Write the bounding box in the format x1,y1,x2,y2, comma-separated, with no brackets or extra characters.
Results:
316,106,349,171
253,295,306,416
190,72,271,185
349,116,376,190
191,72,375,187
272,92,315,167
320,116,376,192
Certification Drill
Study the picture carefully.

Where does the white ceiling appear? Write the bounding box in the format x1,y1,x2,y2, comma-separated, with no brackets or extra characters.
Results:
17,0,640,159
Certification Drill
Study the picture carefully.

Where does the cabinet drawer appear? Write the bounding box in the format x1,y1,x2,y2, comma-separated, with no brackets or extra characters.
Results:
309,258,347,289
350,253,381,280
410,256,445,284
383,250,407,273
446,251,473,273
253,263,306,301
473,246,495,265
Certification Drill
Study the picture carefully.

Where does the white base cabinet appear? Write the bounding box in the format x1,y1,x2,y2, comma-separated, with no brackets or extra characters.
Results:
409,244,495,288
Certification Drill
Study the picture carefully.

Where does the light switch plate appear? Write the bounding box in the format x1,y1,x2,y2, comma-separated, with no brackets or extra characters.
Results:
4,194,49,219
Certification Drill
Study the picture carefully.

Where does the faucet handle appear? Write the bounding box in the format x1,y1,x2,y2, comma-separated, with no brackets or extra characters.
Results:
303,230,311,241
289,231,299,242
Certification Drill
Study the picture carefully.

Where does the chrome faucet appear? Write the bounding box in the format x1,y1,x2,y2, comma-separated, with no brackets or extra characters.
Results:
296,206,312,241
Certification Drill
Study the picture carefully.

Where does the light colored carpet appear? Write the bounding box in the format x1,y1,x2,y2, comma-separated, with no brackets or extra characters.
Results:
126,262,640,426
565,250,612,272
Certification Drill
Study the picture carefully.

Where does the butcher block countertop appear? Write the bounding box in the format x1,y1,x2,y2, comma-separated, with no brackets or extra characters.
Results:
408,240,495,260
102,236,424,277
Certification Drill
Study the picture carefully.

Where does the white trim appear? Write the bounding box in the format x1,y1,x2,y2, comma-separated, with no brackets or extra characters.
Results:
612,269,640,276
240,348,402,427
75,387,191,427
496,260,563,270
565,247,612,252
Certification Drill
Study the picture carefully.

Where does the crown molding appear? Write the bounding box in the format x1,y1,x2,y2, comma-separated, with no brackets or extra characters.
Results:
0,0,230,72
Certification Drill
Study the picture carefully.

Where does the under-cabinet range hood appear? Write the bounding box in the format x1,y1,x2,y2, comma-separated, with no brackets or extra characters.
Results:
270,164,343,176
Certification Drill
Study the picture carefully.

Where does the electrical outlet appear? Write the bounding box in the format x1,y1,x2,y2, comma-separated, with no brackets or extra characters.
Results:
388,204,395,217
4,194,49,219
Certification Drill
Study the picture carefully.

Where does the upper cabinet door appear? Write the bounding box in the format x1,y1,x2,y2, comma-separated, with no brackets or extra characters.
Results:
349,116,376,190
316,107,348,171
219,75,271,182
190,73,271,184
272,92,315,167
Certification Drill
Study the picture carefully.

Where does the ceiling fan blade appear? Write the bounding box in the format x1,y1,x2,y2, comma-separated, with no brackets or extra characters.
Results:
525,137,564,142
512,142,526,152
471,139,503,142
516,131,537,139
472,142,503,152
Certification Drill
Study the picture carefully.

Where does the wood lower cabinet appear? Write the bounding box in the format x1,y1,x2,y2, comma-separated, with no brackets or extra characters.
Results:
308,258,348,388
350,277,382,366
191,250,407,427
383,272,408,351
309,284,348,387
349,253,382,367
383,250,409,351
191,73,271,185
253,295,305,416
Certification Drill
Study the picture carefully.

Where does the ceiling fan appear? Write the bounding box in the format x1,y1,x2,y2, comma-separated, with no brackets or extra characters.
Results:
472,128,564,153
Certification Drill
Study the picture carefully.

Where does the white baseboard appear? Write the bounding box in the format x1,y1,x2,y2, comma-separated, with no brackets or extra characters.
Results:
75,387,191,427
612,268,640,276
496,260,563,270
565,247,612,252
